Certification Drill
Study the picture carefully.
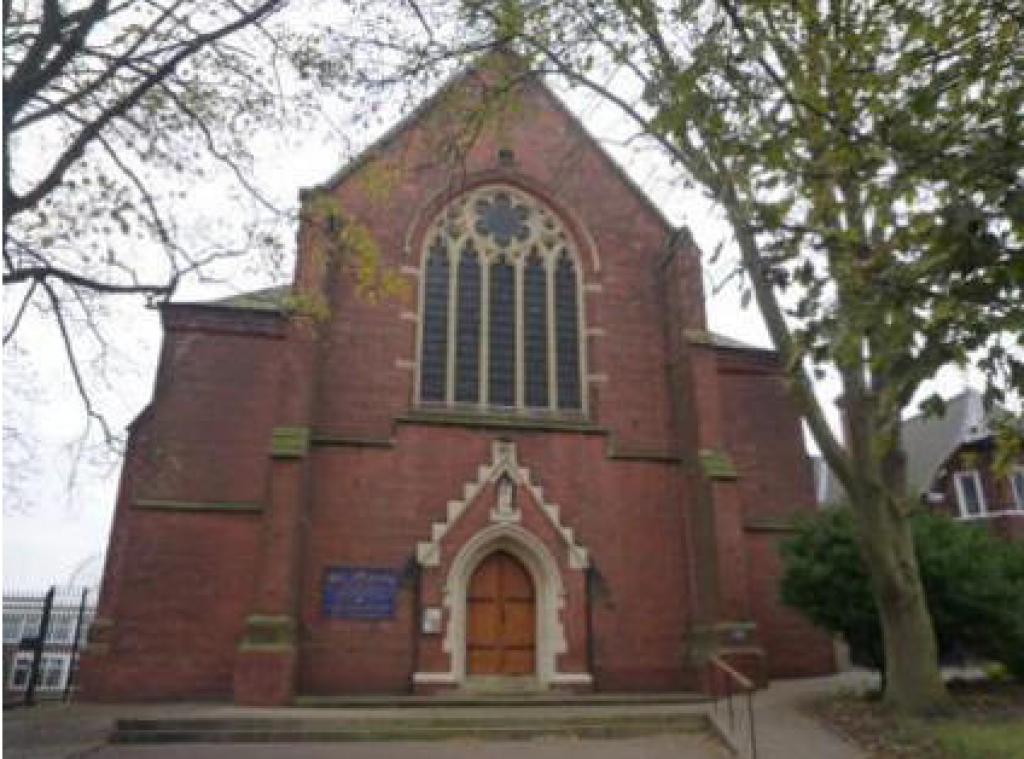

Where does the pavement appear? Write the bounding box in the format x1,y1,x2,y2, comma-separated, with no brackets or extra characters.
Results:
2,674,876,759
744,674,869,759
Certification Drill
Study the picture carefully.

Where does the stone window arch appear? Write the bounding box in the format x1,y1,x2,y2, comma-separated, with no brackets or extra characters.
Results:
416,185,586,416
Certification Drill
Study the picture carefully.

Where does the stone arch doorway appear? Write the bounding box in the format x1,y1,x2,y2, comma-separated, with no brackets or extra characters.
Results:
444,524,571,688
467,551,536,676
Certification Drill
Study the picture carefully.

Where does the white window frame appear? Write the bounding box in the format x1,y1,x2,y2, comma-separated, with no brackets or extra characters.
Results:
3,612,26,645
1011,467,1024,512
45,610,76,645
7,652,71,692
953,470,986,519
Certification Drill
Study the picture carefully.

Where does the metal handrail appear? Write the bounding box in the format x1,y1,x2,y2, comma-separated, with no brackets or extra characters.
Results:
707,655,758,759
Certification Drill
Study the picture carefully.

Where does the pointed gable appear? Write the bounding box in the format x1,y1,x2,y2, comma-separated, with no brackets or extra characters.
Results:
310,56,685,265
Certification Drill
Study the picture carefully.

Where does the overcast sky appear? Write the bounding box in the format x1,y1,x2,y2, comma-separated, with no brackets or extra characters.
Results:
2,69,978,592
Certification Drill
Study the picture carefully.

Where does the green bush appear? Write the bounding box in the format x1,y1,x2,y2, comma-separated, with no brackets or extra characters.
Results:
780,508,1024,681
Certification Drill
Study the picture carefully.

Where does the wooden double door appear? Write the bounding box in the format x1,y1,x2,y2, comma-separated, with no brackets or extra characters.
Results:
467,551,536,676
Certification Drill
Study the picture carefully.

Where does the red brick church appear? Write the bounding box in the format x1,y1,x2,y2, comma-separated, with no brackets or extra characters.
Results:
81,62,834,704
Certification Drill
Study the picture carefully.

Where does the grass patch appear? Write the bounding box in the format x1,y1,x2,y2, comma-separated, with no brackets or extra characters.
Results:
933,721,1024,759
811,681,1024,759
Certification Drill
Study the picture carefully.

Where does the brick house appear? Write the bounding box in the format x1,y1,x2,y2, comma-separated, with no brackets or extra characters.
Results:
80,62,834,705
907,390,1023,539
814,389,1024,540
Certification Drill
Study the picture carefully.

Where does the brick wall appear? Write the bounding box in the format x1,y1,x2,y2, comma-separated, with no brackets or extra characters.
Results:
81,309,284,700
82,67,835,701
717,348,836,677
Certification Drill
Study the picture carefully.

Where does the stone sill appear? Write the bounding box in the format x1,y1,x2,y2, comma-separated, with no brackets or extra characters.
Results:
956,509,1024,521
134,499,262,513
397,409,607,435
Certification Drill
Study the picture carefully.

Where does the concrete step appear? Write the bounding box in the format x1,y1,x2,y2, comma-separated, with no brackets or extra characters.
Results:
112,709,710,744
294,691,707,708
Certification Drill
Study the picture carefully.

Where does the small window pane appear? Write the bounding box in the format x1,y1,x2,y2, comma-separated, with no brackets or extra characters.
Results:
40,656,66,690
488,260,517,406
956,472,983,516
48,612,74,645
523,252,549,408
555,251,581,410
420,240,450,402
22,613,41,638
455,246,481,403
1012,470,1024,510
3,613,23,644
10,655,32,690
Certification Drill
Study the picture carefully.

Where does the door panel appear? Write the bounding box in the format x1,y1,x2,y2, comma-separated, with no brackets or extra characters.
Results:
466,551,536,676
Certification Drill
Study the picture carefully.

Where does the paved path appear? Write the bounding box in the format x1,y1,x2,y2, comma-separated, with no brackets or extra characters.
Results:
747,674,869,759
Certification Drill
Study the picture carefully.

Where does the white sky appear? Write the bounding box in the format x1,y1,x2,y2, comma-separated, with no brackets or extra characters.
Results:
2,67,979,590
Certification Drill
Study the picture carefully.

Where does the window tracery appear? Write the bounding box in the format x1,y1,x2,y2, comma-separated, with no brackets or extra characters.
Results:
417,185,584,414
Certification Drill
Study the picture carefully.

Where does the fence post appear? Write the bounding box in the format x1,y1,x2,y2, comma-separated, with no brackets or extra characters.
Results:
747,689,758,759
64,588,89,701
24,586,55,707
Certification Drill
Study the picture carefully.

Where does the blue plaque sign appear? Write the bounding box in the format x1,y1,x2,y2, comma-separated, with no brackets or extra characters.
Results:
322,567,398,619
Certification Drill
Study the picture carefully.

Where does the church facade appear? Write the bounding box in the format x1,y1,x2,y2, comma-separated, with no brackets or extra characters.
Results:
81,64,835,705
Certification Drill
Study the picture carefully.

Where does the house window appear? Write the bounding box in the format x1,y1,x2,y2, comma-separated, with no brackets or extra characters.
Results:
3,611,24,644
7,653,71,692
1011,467,1024,511
3,611,42,645
953,470,986,518
416,185,585,415
9,653,33,690
46,610,76,645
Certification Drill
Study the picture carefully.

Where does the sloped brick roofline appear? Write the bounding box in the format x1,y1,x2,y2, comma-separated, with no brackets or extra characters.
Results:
311,56,686,247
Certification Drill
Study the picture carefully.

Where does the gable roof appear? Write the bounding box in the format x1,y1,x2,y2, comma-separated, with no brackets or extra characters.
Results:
312,55,685,241
813,388,1021,505
902,388,1021,494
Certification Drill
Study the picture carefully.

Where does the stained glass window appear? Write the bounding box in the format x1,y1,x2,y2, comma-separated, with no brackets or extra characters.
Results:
555,250,581,410
418,186,586,415
420,239,449,402
488,259,516,406
524,251,548,408
455,245,481,403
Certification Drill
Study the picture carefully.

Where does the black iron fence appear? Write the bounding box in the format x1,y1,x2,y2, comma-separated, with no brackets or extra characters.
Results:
3,586,96,705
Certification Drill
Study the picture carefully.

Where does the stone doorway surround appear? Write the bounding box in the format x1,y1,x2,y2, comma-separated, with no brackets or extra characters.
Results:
412,441,593,691
450,525,563,687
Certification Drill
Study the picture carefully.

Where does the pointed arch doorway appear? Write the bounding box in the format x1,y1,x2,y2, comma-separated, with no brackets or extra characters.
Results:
467,551,536,676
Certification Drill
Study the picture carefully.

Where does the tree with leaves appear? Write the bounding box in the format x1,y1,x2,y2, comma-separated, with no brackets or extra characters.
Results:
3,0,346,441
781,508,1024,684
351,0,1024,714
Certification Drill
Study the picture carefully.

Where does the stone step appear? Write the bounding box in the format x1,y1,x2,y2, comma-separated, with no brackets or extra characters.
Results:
112,710,710,745
293,691,707,708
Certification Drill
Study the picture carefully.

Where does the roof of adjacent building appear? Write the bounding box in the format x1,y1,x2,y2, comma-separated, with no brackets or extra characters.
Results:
812,388,1020,506
169,285,290,313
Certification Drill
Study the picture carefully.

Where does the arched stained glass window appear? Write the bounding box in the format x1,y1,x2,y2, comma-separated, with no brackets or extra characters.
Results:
454,245,481,403
417,185,586,416
420,239,450,402
555,250,581,410
488,258,517,406
523,251,548,408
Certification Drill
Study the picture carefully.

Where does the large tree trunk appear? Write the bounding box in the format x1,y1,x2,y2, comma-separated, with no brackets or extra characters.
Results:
843,387,950,715
851,492,950,714
839,381,950,712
